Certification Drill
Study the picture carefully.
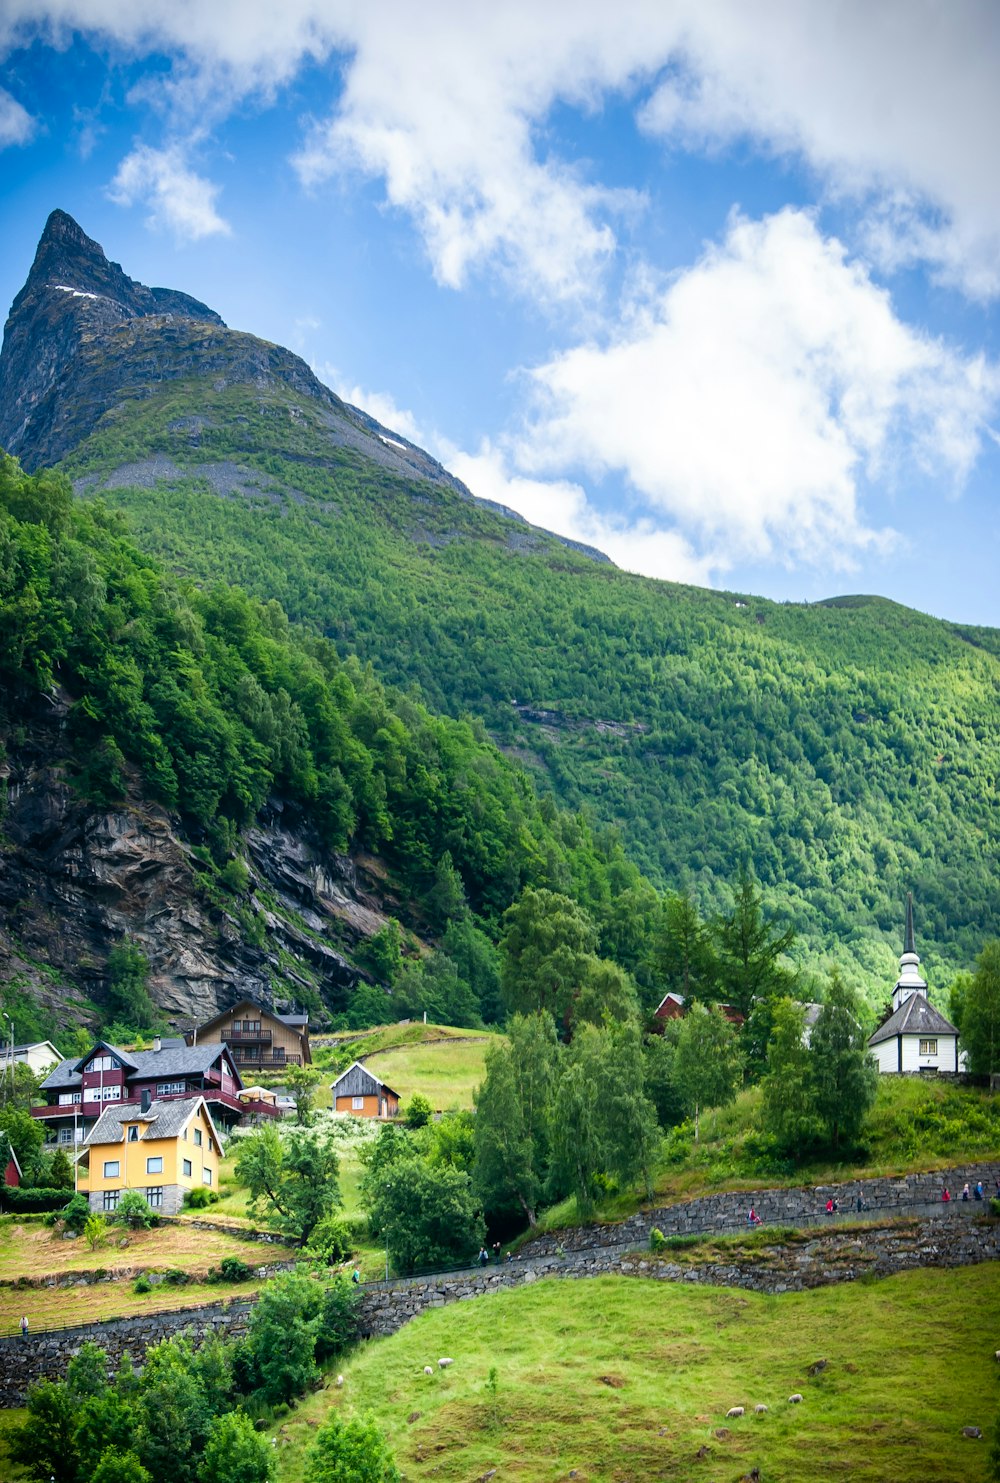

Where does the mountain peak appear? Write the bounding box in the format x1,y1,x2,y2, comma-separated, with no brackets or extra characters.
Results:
0,210,225,465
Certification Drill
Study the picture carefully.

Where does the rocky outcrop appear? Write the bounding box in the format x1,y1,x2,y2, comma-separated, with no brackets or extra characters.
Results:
0,698,376,1030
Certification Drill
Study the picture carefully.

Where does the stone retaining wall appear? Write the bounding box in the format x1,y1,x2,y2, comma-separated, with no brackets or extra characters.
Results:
518,1161,1000,1255
0,1260,297,1291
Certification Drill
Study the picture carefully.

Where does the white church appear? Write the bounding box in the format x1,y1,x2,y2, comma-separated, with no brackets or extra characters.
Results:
868,896,965,1075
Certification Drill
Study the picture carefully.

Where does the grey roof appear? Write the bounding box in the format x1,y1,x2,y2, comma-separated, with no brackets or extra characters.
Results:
276,1012,309,1027
331,1061,399,1099
84,1095,220,1150
40,1040,239,1092
869,992,959,1047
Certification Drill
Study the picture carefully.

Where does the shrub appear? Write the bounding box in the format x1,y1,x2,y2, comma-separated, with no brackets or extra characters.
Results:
199,1410,276,1483
308,1414,401,1483
183,1185,219,1209
162,1268,191,1286
210,1256,252,1283
62,1191,92,1233
134,1274,152,1294
303,1213,353,1265
115,1191,155,1229
84,1214,108,1250
315,1276,361,1362
405,1093,433,1129
989,1197,1000,1219
648,1227,667,1252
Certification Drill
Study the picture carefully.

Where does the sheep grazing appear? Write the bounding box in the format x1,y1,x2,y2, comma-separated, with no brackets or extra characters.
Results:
423,1366,434,1375
754,1404,768,1414
438,1357,454,1369
788,1393,804,1404
726,1406,745,1419
335,1375,344,1388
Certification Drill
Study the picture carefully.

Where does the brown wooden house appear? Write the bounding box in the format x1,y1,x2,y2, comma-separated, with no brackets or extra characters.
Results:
330,1061,400,1119
186,1000,311,1074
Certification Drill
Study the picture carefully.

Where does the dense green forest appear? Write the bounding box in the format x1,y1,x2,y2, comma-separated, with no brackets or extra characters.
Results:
55,378,1000,991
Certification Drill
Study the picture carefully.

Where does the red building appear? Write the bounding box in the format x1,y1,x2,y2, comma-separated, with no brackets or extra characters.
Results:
652,993,745,1029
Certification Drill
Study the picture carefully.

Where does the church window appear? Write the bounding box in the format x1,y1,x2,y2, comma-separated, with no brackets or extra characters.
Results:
919,1038,938,1055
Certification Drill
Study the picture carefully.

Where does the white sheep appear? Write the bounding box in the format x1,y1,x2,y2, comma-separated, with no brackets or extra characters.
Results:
438,1357,454,1368
726,1406,745,1418
423,1366,434,1375
754,1404,768,1414
788,1393,803,1404
335,1375,344,1388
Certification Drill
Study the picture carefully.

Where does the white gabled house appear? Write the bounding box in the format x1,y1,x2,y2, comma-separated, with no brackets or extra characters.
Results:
868,896,965,1075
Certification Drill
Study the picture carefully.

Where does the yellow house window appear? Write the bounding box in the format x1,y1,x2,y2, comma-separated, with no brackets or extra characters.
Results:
919,1039,938,1055
127,1126,139,1142
203,1168,213,1186
102,1190,119,1211
146,1156,163,1174
182,1158,192,1177
194,1128,203,1146
145,1187,163,1208
103,1160,120,1178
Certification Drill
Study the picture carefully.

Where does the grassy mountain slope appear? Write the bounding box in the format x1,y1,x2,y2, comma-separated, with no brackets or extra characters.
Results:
58,378,1000,995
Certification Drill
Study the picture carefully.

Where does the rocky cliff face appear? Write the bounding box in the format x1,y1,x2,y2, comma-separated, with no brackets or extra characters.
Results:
0,693,385,1031
0,210,477,501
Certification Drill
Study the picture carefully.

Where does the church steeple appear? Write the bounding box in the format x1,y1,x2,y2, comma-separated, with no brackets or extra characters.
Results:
892,892,927,1012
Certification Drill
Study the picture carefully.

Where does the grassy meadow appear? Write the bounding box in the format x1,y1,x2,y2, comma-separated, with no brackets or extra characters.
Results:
361,1036,492,1112
275,1266,1000,1483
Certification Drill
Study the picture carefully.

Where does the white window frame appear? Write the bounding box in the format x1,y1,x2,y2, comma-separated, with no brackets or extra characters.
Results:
202,1168,213,1186
157,1081,186,1096
103,1160,120,1178
352,1095,364,1110
127,1125,139,1142
102,1190,120,1211
919,1038,938,1056
146,1156,163,1174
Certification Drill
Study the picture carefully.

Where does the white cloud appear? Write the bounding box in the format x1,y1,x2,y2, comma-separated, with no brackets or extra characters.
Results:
6,2,1000,299
446,441,718,584
0,85,36,147
513,210,998,570
107,143,230,241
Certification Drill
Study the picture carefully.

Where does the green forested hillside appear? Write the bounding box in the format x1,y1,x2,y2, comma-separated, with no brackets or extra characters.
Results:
57,379,1000,990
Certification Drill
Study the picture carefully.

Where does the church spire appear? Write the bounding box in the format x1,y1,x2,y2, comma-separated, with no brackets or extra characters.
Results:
892,892,927,1012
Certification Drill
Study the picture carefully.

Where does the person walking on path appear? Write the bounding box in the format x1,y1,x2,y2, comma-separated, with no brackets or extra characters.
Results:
962,1183,971,1201
942,1187,951,1202
19,1315,28,1340
975,1182,984,1201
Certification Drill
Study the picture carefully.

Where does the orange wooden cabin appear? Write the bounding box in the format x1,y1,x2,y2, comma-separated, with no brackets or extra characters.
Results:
330,1061,400,1119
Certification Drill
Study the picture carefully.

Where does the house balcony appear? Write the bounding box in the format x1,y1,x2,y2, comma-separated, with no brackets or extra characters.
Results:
224,1028,272,1043
230,1052,302,1068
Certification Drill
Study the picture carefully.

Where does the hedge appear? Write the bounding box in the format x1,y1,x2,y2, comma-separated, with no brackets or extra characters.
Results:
0,1187,73,1213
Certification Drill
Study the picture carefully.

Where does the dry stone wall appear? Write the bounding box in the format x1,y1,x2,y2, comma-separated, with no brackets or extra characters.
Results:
518,1161,1000,1255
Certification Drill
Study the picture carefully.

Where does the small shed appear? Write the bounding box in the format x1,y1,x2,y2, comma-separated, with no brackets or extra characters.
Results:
330,1062,400,1119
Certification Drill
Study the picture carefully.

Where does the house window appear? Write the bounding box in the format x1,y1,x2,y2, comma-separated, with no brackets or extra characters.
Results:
919,1039,938,1056
182,1158,192,1177
89,1055,117,1073
352,1096,364,1110
58,1092,82,1106
145,1187,163,1208
96,1085,121,1101
202,1168,213,1186
146,1156,163,1174
103,1160,120,1178
102,1190,120,1211
194,1128,203,1146
58,1128,74,1145
157,1082,186,1096
127,1126,139,1142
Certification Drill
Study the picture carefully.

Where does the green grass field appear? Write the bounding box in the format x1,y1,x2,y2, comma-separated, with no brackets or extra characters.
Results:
359,1036,494,1112
275,1266,1000,1483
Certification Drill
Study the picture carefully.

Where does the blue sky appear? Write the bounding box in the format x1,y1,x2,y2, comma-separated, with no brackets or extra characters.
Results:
1,3,998,626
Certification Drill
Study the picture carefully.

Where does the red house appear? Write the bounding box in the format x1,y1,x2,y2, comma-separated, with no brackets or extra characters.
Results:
2,1146,21,1188
652,993,745,1030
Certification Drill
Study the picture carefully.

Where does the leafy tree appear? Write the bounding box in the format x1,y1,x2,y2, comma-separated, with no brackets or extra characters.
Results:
713,865,796,1018
588,1018,660,1197
427,1108,476,1172
643,1027,686,1129
89,1450,152,1483
673,1003,742,1139
61,1190,91,1234
548,1031,604,1216
962,940,1000,1076
47,1147,74,1190
404,1092,432,1128
474,1013,557,1224
10,1378,81,1481
809,972,877,1150
759,999,822,1156
198,1411,275,1483
281,1063,324,1125
303,1212,353,1264
364,920,403,988
234,1125,341,1242
948,970,974,1039
499,887,597,1028
424,849,467,931
441,916,503,1024
84,1213,108,1250
105,942,158,1033
307,1413,401,1483
0,1104,45,1170
315,1275,362,1363
572,957,640,1030
363,1157,484,1274
134,1337,215,1483
244,1272,322,1405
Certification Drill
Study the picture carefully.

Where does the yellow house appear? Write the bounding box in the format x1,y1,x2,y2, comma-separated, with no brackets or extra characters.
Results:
78,1094,223,1216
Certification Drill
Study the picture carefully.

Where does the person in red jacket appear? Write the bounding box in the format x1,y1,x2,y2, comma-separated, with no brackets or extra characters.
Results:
942,1187,951,1202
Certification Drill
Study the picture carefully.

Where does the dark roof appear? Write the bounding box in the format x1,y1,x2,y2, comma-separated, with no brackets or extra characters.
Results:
276,1012,309,1027
330,1061,399,1100
85,1096,221,1150
869,992,959,1047
40,1040,240,1092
